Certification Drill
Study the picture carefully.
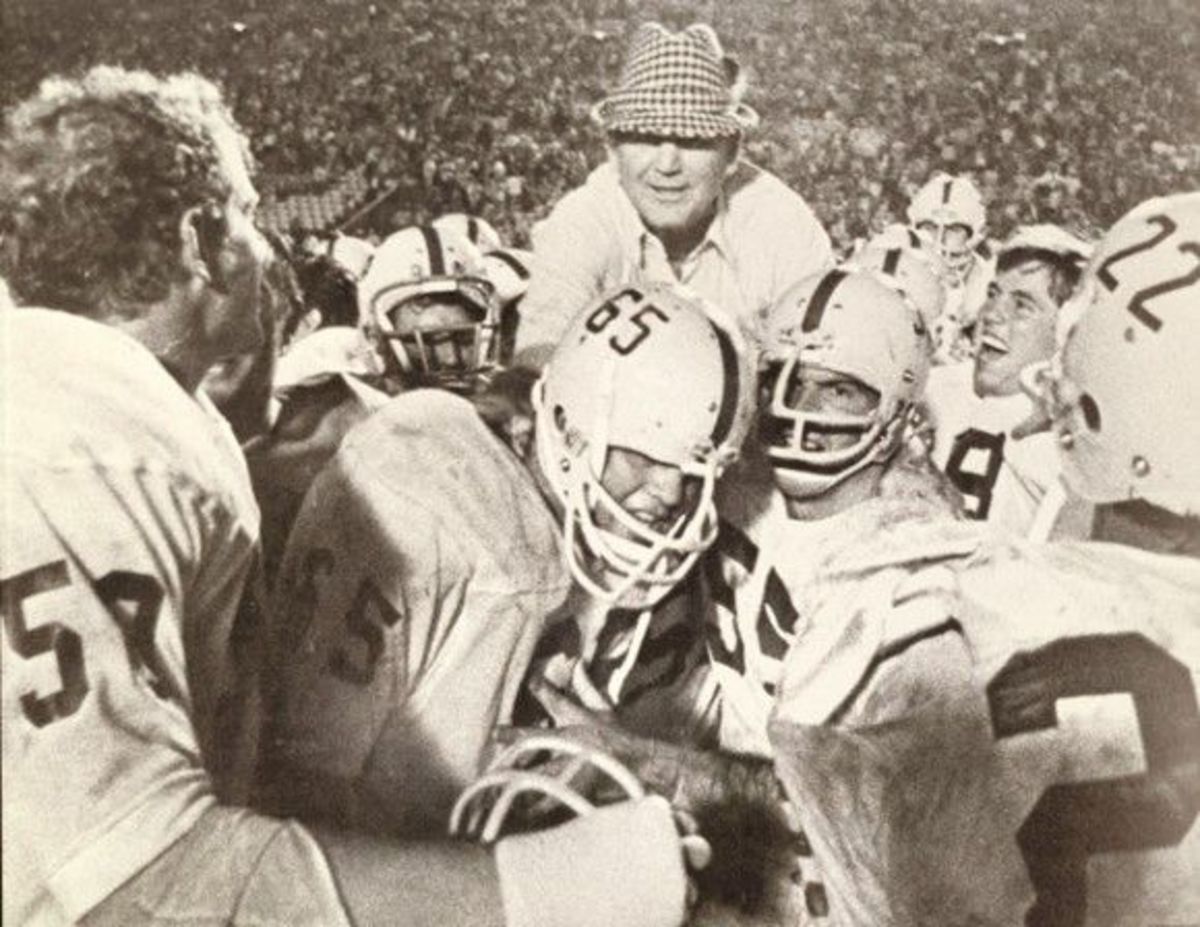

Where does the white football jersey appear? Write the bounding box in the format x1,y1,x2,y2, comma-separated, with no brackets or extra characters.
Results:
770,532,1200,926
2,310,261,925
703,447,964,758
262,390,572,836
925,360,1063,534
701,451,811,757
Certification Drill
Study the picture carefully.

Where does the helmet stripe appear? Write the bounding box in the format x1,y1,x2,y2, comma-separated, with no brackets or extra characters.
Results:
883,248,901,276
942,179,953,204
420,225,446,276
709,320,741,447
487,249,531,280
467,216,480,243
802,269,848,333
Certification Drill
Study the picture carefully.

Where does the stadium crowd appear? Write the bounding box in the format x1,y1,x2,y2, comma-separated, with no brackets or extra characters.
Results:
3,3,1200,927
4,0,1197,247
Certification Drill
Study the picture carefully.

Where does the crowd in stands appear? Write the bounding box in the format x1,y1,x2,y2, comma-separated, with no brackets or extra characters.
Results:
4,0,1198,250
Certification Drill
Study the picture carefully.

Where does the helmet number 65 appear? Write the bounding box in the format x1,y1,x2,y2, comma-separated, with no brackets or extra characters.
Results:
585,289,671,355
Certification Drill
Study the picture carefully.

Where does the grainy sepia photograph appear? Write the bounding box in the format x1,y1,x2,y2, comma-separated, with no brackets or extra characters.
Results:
2,0,1199,923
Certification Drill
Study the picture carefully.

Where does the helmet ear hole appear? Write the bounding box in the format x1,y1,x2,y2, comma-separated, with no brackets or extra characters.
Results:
553,404,568,431
1079,393,1102,432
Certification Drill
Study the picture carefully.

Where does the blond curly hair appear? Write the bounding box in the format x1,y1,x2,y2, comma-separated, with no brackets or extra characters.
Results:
1,66,254,316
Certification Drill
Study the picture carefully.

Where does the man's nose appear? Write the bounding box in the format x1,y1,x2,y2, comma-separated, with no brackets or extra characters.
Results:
981,295,1009,325
644,462,685,510
652,141,682,173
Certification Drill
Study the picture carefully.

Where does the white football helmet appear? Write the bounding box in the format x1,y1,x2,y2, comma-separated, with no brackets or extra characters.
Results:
908,173,988,284
533,283,754,607
865,222,939,255
848,242,948,329
450,734,646,844
482,246,534,305
1032,192,1200,516
359,224,501,390
432,212,504,252
761,268,932,499
450,733,708,927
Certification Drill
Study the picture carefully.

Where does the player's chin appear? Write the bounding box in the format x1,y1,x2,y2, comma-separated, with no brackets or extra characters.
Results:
973,359,1016,397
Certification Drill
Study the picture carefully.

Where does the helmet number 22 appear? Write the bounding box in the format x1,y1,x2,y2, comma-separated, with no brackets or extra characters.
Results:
1096,214,1200,332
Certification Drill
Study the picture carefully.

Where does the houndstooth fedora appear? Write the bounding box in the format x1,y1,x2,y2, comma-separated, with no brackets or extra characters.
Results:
592,23,759,140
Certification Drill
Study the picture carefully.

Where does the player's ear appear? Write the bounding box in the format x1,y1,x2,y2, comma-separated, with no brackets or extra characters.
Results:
179,202,229,292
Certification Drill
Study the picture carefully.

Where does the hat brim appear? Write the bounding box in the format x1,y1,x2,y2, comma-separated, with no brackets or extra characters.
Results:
591,99,759,139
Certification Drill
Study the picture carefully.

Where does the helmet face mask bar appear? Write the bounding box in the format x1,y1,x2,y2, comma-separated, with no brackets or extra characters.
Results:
449,734,648,844
532,283,752,609
761,358,900,498
375,279,500,390
536,399,723,607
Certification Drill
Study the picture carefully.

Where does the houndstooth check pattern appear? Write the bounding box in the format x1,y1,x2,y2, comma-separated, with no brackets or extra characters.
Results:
594,23,759,139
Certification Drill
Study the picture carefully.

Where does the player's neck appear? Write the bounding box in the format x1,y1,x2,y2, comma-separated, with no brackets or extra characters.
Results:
783,466,884,521
1092,500,1200,560
112,289,222,394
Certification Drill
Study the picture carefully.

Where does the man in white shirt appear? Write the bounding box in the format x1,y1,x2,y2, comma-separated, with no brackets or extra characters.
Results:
515,22,833,365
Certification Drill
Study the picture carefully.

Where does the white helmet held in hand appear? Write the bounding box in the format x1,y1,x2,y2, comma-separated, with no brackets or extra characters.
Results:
533,282,754,607
450,733,707,927
1034,192,1200,516
761,268,931,499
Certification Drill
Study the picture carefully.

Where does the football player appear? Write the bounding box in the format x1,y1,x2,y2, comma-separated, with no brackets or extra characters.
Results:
260,281,753,837
249,222,507,584
907,172,996,362
359,222,505,394
922,224,1093,535
768,192,1200,925
1,67,703,927
522,268,960,923
699,268,953,754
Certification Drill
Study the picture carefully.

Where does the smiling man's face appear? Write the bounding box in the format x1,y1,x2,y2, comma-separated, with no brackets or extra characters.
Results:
973,260,1060,398
611,132,738,249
